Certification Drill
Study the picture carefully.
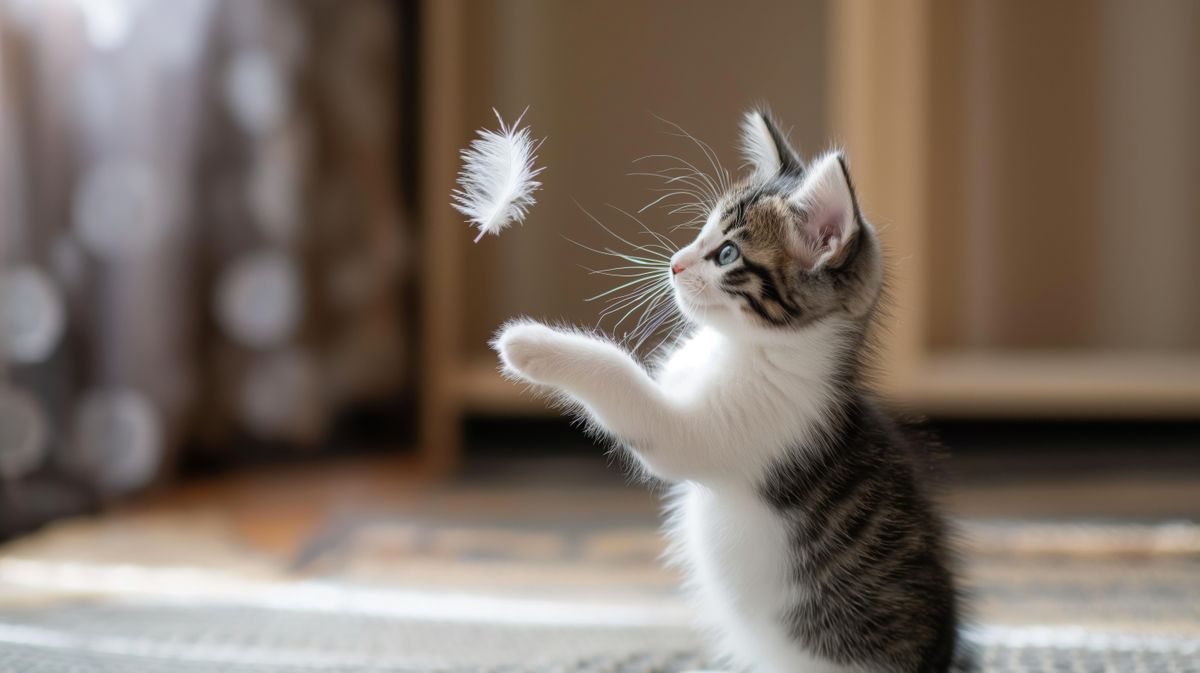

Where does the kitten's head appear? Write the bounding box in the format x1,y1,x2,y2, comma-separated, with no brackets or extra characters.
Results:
669,110,883,338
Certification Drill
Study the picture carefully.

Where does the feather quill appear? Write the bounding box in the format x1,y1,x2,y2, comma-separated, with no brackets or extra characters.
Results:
451,109,545,243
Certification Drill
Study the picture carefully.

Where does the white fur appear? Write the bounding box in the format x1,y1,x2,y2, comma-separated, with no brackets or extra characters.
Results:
494,151,860,673
451,109,544,243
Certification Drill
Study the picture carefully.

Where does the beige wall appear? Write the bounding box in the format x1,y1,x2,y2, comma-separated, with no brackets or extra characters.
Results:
928,0,1200,352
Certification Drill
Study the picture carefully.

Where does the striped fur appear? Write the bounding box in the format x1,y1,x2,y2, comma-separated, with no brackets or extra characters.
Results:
494,111,962,673
762,393,961,672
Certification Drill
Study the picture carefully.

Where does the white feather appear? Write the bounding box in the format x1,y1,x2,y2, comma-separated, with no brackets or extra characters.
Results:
451,108,545,243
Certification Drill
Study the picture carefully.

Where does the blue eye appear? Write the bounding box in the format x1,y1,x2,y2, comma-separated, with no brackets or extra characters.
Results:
717,242,740,266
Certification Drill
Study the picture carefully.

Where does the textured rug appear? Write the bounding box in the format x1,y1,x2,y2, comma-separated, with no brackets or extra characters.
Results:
0,490,1197,672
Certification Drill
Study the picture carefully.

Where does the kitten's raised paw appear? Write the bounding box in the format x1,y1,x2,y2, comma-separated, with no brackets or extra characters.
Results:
492,320,567,384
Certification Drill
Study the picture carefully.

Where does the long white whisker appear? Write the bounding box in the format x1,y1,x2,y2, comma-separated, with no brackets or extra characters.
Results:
564,236,670,265
574,202,674,261
606,204,680,254
627,172,713,204
617,294,678,352
608,283,674,330
630,294,674,335
632,155,720,203
595,277,671,314
654,115,732,195
585,266,666,277
587,274,665,302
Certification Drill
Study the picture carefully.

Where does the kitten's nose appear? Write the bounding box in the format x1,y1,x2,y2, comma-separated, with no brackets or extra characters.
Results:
671,262,686,276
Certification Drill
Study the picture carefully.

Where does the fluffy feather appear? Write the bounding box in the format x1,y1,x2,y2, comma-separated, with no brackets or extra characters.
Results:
451,108,545,243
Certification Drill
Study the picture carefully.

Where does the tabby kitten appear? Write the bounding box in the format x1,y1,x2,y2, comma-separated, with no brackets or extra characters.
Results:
494,110,962,673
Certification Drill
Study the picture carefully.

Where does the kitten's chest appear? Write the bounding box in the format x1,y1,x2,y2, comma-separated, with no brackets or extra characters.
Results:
656,328,726,399
670,484,792,613
655,330,835,452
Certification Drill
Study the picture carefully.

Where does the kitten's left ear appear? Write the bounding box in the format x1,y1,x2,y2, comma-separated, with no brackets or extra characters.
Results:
740,109,803,180
787,151,862,271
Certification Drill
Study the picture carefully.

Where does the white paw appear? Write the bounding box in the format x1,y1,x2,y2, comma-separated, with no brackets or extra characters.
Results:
492,320,568,384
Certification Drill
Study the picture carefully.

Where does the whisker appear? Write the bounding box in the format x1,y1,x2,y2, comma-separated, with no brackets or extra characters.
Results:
642,311,687,355
619,295,676,340
589,270,665,279
624,293,681,352
638,184,709,197
634,171,712,192
629,294,674,335
632,307,676,352
585,265,666,277
671,219,704,232
627,172,713,204
563,236,669,265
595,276,670,311
605,204,680,254
598,276,671,311
631,154,720,203
607,283,674,330
653,115,732,195
639,195,709,220
574,200,674,261
586,274,665,302
637,191,681,212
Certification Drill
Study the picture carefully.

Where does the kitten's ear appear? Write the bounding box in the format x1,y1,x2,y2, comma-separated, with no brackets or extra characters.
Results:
787,151,861,271
740,109,803,180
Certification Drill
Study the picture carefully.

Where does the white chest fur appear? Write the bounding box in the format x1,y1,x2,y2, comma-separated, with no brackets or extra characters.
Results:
649,325,844,483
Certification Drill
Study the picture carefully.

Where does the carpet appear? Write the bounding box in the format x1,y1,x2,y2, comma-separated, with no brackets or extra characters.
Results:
0,487,1197,672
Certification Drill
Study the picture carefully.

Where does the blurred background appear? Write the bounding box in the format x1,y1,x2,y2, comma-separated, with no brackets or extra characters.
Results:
0,1,1197,671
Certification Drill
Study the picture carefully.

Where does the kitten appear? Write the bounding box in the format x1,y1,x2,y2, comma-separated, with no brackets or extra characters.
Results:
493,110,962,673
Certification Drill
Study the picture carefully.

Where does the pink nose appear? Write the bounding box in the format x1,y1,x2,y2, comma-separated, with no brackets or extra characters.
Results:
671,263,686,276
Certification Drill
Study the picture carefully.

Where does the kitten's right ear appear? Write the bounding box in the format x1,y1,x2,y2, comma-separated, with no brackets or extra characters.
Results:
786,151,861,271
740,109,803,180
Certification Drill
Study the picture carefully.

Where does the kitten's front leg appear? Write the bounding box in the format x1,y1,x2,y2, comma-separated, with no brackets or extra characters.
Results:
492,320,676,448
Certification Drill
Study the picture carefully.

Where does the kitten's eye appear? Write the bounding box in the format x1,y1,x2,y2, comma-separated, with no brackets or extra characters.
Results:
716,242,741,266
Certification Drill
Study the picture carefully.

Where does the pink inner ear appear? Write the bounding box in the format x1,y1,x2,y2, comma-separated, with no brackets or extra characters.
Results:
816,221,840,251
806,209,844,254
798,207,856,270
788,152,859,269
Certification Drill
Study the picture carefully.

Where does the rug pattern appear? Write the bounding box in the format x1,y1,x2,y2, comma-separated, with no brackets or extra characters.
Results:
0,501,1196,672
